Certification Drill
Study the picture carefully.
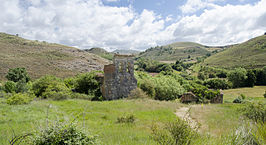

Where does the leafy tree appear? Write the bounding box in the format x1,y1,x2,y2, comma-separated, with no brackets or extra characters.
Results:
6,68,30,83
3,81,16,93
32,75,62,97
74,71,102,100
228,68,247,88
245,70,256,87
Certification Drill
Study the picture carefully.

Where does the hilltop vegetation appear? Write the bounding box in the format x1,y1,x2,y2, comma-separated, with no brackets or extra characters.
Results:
0,33,109,80
86,48,140,60
203,35,266,68
138,42,224,62
85,47,114,60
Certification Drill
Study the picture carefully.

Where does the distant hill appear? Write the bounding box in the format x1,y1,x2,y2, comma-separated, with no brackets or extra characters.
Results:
85,47,113,60
0,33,110,80
112,49,140,55
138,42,224,62
203,35,266,69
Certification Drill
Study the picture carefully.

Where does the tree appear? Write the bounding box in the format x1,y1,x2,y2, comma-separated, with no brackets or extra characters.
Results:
228,68,247,88
245,70,256,87
6,68,30,83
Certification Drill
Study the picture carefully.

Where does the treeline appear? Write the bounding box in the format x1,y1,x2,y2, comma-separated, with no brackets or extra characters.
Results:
0,68,103,105
198,66,266,89
136,58,194,73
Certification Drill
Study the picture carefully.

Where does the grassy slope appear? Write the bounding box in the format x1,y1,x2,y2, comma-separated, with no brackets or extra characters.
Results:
0,33,110,80
0,99,182,145
138,42,223,62
85,47,114,60
190,86,266,137
0,86,265,144
203,35,266,68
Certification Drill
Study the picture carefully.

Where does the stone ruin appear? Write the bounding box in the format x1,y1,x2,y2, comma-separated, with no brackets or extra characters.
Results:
180,91,223,104
101,54,137,100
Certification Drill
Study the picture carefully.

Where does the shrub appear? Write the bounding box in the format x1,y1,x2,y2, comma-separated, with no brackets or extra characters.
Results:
74,72,102,100
228,68,247,88
33,123,98,145
154,75,185,101
128,88,148,99
6,67,30,83
151,118,198,145
15,80,32,93
241,102,265,123
3,81,16,93
32,75,62,97
6,93,34,105
245,70,256,87
42,81,71,100
233,94,246,104
32,75,71,100
190,84,220,102
204,78,231,90
139,79,155,98
70,93,93,100
117,114,135,124
64,77,76,89
264,91,266,98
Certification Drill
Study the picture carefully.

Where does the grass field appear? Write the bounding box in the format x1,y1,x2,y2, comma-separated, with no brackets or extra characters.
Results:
203,35,266,68
0,86,265,144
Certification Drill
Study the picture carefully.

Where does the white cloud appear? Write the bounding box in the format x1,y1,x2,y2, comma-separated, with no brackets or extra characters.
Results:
0,0,265,50
174,0,266,45
180,0,223,14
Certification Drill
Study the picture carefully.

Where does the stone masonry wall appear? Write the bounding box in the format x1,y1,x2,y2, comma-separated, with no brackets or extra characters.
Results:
102,54,137,100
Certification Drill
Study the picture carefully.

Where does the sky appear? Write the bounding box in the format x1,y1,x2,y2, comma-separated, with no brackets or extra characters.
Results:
0,0,265,51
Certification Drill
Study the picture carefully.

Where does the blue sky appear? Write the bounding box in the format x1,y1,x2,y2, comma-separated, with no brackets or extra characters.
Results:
0,0,265,50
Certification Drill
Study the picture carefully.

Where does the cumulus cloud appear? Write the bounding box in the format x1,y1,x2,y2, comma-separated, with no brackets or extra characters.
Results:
174,0,266,45
0,0,265,50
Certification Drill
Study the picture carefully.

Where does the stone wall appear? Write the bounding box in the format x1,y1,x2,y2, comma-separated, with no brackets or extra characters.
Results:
102,54,137,100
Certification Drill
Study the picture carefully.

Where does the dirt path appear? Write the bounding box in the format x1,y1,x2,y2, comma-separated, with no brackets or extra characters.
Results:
175,106,198,129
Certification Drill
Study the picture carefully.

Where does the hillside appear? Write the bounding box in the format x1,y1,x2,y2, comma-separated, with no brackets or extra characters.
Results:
138,42,224,62
203,35,266,68
112,49,140,55
0,33,110,80
85,47,114,60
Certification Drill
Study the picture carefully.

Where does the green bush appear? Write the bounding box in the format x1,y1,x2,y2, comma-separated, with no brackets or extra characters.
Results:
117,114,135,124
70,93,93,100
233,94,246,103
139,79,155,98
228,68,247,88
3,81,16,93
6,93,34,105
33,124,98,145
190,84,220,102
241,102,265,123
32,75,62,97
42,81,71,100
6,67,30,82
245,70,256,87
64,77,76,89
204,78,231,90
151,118,198,145
127,88,148,99
32,75,71,100
15,81,32,93
74,72,102,100
154,75,185,101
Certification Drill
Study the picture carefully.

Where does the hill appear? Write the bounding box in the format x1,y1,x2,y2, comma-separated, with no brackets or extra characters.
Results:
138,42,224,62
0,33,110,80
85,47,114,60
203,35,266,68
112,49,140,55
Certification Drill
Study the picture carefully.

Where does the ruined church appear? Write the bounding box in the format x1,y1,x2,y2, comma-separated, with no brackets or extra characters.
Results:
101,54,137,100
